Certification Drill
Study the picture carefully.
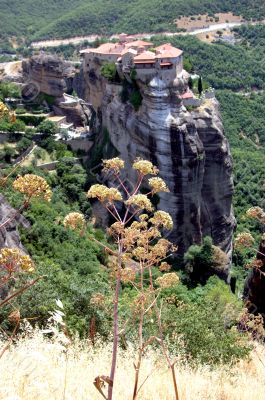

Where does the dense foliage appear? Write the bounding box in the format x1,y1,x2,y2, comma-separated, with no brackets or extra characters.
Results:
1,0,265,42
0,161,109,336
0,156,250,364
234,23,265,50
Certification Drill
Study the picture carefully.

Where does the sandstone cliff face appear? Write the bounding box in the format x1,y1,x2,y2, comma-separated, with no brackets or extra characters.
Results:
22,55,88,127
0,195,29,253
244,236,265,316
101,79,235,265
0,196,30,299
22,55,69,98
83,66,235,276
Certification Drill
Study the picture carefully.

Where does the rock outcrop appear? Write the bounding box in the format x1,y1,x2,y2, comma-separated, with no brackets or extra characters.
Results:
83,61,235,276
22,54,71,98
0,194,30,253
22,55,88,127
244,235,265,316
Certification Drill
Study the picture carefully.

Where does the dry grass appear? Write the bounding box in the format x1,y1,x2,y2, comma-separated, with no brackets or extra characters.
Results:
0,332,264,400
175,12,243,31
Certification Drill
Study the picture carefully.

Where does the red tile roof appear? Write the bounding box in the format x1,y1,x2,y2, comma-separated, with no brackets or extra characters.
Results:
125,40,153,48
80,48,96,54
134,60,156,64
92,43,124,55
181,90,194,99
133,51,156,61
160,62,173,66
121,48,137,56
155,43,183,58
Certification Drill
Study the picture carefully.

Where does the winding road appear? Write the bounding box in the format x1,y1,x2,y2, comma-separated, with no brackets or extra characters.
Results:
31,21,254,49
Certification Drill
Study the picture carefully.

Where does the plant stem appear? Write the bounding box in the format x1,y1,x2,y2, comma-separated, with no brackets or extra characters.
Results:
0,276,43,308
155,301,180,400
0,321,19,360
148,267,180,400
108,244,122,400
132,262,144,400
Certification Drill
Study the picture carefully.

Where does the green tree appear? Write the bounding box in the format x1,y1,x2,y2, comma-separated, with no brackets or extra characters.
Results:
198,76,203,96
129,89,142,111
188,76,193,89
3,145,16,162
0,83,21,100
38,120,58,136
184,58,193,73
8,119,26,133
100,62,117,82
16,137,31,152
184,236,228,285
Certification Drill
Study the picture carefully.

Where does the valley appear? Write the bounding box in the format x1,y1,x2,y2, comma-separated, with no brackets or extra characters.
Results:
0,3,265,400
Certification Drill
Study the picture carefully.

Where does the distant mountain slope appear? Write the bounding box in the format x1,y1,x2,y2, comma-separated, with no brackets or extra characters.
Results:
1,0,265,41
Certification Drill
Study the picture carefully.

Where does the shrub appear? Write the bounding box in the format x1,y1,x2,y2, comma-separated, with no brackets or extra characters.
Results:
183,58,193,73
25,127,37,139
129,89,142,111
15,108,27,115
0,82,21,100
18,114,45,126
16,137,32,152
8,119,26,133
38,120,58,136
100,62,117,82
159,276,250,365
184,236,228,284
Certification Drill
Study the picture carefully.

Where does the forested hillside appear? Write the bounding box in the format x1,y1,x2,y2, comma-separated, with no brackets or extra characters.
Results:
0,0,265,42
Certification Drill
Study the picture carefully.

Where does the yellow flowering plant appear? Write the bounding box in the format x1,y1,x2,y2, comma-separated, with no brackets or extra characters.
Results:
234,196,265,276
0,245,42,359
13,174,52,202
0,174,52,231
64,157,180,400
0,171,51,359
63,212,86,230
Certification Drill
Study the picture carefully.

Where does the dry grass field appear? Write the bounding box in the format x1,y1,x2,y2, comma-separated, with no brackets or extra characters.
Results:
175,13,243,31
0,332,264,400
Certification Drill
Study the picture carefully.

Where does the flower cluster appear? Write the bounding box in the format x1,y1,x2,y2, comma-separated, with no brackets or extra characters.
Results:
0,101,9,119
234,232,255,249
0,248,34,273
246,259,264,270
149,210,173,230
131,291,153,314
132,158,159,176
63,212,85,230
120,267,136,283
90,293,105,308
246,207,265,224
125,194,153,211
8,310,21,324
155,272,179,289
108,222,125,237
159,262,172,272
13,174,52,202
151,239,174,259
148,177,169,194
87,184,122,203
103,158,125,174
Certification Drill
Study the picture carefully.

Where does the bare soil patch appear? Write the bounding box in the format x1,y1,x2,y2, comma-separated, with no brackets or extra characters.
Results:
196,28,235,44
176,12,243,31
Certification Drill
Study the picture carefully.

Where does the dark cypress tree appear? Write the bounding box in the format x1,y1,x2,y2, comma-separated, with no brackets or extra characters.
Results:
198,76,203,96
188,76,193,90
